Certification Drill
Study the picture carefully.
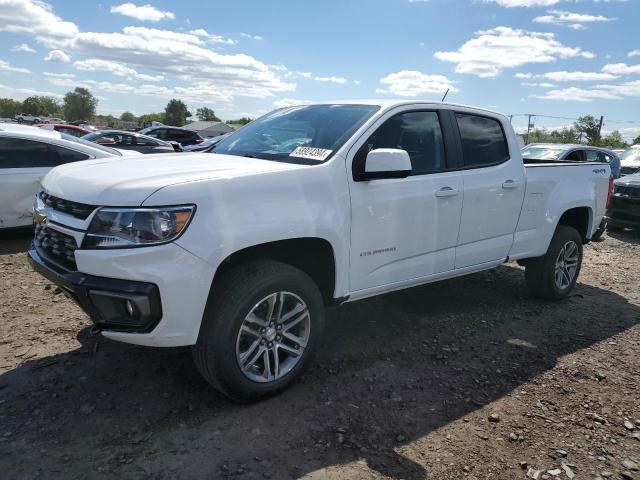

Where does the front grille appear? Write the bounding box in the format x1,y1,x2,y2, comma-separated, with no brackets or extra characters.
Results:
614,185,640,198
33,224,78,271
39,191,96,220
620,166,640,176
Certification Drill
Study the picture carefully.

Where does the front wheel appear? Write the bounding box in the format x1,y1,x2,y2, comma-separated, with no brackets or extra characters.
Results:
192,260,325,403
525,225,583,300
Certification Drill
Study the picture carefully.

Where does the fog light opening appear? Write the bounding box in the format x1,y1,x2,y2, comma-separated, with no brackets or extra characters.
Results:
125,299,138,319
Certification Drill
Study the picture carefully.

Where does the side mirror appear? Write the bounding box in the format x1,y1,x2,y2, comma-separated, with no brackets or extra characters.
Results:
361,148,412,180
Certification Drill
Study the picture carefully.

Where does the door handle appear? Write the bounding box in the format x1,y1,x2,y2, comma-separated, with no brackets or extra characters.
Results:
502,180,520,189
435,187,459,198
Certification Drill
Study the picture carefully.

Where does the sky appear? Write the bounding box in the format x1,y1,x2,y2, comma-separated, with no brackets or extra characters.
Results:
0,0,639,138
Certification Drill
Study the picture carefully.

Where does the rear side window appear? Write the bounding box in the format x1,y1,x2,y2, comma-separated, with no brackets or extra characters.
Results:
585,150,599,162
0,137,89,168
455,114,509,167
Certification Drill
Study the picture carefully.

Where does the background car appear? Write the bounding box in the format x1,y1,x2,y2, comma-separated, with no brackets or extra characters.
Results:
619,146,640,176
605,173,640,232
521,143,621,178
138,126,203,146
36,123,91,137
0,123,125,229
181,133,230,152
14,113,41,124
82,130,178,154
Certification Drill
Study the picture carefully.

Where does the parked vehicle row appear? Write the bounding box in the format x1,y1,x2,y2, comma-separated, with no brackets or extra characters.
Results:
82,130,179,154
521,143,621,178
0,123,135,229
28,100,612,402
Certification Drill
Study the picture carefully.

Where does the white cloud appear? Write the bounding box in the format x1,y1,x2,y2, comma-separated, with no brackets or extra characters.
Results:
44,49,70,62
629,50,640,58
543,70,618,81
521,81,557,87
273,98,314,108
0,59,30,73
240,32,264,41
532,10,614,29
0,82,62,99
313,76,348,84
0,0,78,45
12,43,36,53
189,28,236,45
110,3,175,22
602,63,640,75
43,72,75,79
482,0,561,7
536,86,622,102
515,72,534,79
74,59,164,81
434,26,594,78
376,70,458,97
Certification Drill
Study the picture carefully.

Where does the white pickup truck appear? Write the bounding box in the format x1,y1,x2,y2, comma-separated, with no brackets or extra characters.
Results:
29,101,612,402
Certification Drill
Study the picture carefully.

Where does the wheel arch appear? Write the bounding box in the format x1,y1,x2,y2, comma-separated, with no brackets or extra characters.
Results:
212,237,338,305
556,206,593,243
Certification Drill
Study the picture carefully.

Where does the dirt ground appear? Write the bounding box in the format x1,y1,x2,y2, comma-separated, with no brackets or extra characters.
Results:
1,228,639,480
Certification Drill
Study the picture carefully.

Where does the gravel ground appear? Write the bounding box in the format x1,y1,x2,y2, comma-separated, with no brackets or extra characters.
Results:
1,228,639,480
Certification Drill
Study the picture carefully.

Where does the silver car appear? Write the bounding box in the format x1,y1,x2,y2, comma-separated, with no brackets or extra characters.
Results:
521,143,621,178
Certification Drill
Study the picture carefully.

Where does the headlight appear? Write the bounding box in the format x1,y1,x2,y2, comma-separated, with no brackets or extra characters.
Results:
83,205,195,249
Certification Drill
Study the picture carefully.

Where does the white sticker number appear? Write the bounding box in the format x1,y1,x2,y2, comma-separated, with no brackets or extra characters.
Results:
289,146,333,162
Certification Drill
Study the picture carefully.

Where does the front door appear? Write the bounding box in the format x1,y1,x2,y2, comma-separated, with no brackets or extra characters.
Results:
348,109,463,292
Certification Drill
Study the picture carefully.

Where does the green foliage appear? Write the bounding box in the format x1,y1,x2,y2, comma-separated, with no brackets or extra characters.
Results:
0,98,23,118
120,111,136,122
632,135,640,146
195,107,220,122
164,99,191,126
138,112,165,127
599,131,628,149
526,127,580,145
573,115,601,145
21,96,60,117
63,87,97,122
228,117,253,126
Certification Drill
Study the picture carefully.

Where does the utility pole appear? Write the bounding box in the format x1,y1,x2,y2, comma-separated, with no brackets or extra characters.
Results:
597,115,604,144
525,114,534,144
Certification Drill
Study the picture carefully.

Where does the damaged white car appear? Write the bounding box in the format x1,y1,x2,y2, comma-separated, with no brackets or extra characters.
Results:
0,123,128,229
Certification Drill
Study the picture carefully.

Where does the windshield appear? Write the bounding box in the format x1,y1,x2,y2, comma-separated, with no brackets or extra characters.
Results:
62,133,121,156
521,146,566,160
212,104,380,164
620,148,640,162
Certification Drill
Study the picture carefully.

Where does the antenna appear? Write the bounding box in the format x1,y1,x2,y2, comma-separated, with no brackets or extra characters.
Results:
441,89,450,102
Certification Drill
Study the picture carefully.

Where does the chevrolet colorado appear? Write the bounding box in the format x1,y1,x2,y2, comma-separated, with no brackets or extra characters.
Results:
28,101,612,402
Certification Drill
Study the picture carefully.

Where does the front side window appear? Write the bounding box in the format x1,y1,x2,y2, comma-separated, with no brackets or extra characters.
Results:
456,114,509,167
354,111,446,175
213,104,380,164
564,150,583,162
0,137,89,168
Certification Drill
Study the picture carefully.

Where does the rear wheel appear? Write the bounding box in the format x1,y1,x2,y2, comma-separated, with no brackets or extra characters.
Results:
525,225,583,300
192,260,325,403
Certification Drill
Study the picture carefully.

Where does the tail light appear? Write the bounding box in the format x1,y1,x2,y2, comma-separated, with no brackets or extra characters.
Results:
606,175,614,209
195,138,204,144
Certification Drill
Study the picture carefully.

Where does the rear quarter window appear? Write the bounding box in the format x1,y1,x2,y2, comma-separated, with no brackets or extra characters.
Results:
0,137,89,168
455,113,509,168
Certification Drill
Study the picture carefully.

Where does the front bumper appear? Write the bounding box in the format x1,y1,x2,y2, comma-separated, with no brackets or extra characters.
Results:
28,246,162,332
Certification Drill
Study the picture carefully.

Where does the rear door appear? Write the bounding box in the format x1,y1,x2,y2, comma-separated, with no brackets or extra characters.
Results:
454,112,526,268
0,137,90,228
348,107,463,292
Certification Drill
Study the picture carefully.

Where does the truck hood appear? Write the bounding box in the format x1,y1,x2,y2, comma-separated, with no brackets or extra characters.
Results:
42,152,306,206
621,157,640,168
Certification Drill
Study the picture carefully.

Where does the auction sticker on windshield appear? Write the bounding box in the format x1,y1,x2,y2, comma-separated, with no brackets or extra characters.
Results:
290,146,333,161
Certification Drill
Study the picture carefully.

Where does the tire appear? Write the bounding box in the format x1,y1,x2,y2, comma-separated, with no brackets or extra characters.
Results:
192,260,325,403
525,225,583,301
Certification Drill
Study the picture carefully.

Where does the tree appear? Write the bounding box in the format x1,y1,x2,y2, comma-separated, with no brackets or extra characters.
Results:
0,98,23,118
120,111,136,122
138,112,165,127
632,135,640,146
164,99,191,126
228,117,253,126
599,131,628,149
526,127,579,145
573,115,601,145
63,87,97,121
196,107,220,122
21,96,60,117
